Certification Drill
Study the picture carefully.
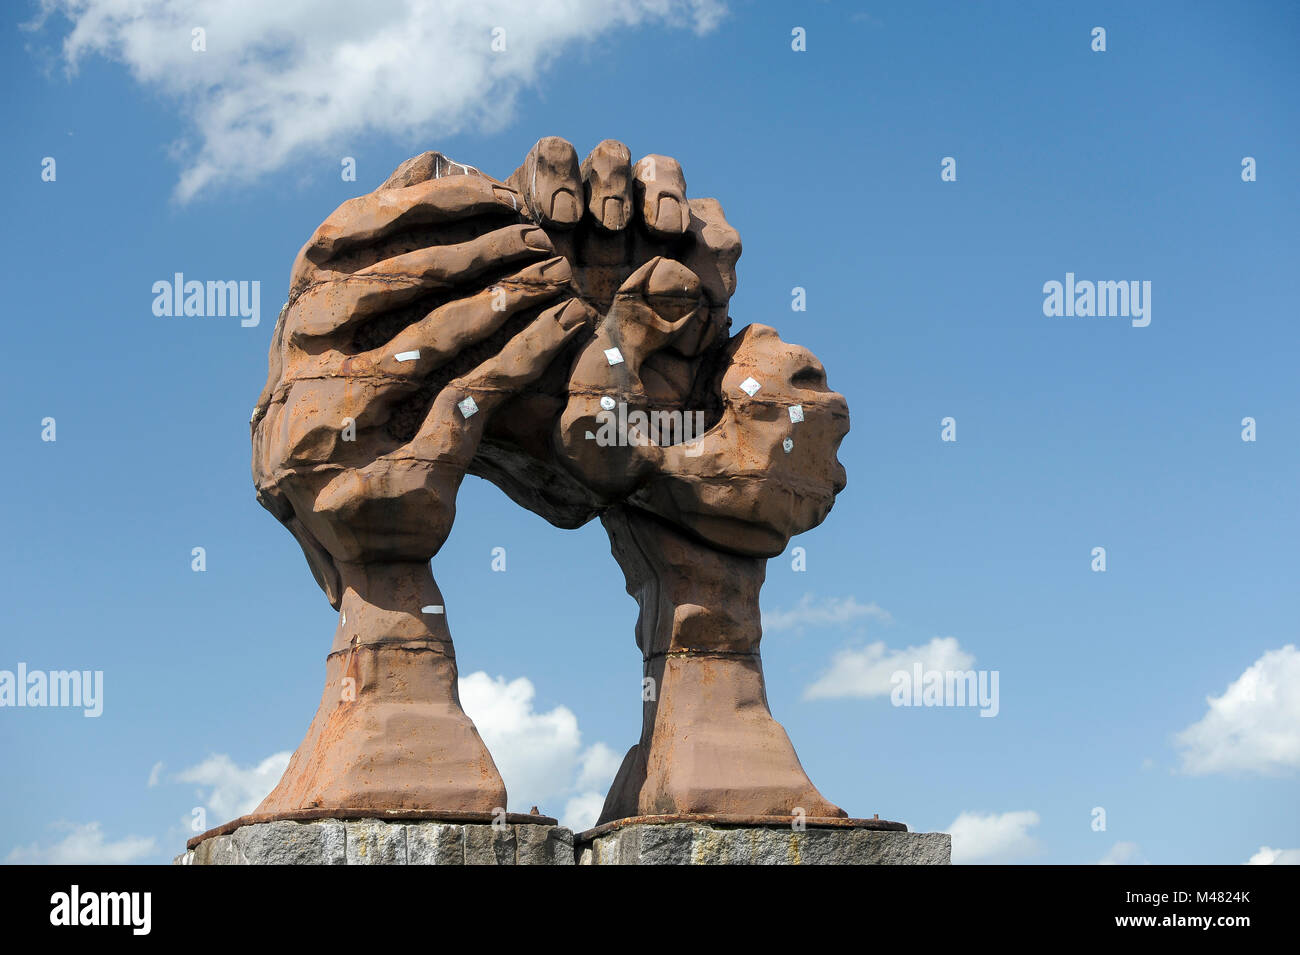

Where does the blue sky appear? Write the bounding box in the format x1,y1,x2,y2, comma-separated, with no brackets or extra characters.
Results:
2,0,1297,864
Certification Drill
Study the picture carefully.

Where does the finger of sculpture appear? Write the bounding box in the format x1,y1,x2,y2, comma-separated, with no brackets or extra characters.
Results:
633,154,689,238
300,172,524,268
507,136,583,229
351,255,573,379
556,258,705,499
573,255,705,401
285,257,573,385
406,298,593,468
581,139,634,232
679,197,741,315
352,223,553,283
285,224,554,343
267,377,387,473
376,149,486,191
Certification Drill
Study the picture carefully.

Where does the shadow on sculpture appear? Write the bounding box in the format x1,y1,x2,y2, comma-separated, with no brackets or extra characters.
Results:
248,137,850,825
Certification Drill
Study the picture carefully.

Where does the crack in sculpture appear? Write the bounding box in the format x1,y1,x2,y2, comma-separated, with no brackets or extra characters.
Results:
250,137,850,824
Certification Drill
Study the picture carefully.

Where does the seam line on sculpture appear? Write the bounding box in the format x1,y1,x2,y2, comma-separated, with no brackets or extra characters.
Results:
326,641,454,660
644,649,759,660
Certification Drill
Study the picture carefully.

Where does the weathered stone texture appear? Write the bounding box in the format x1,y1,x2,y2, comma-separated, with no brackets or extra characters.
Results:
179,819,572,865
577,824,951,866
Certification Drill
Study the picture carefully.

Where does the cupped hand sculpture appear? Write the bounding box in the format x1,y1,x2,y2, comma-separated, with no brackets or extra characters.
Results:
249,137,849,824
251,155,597,813
559,317,850,822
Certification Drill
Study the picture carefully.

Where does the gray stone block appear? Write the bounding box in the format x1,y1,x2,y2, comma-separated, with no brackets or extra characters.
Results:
235,820,345,865
634,823,696,865
191,831,247,865
406,823,464,865
345,820,407,864
517,824,575,866
577,823,951,865
464,824,517,865
181,818,573,865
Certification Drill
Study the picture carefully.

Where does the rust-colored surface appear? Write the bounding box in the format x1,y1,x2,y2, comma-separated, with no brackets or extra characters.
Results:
249,137,853,828
576,814,907,844
187,808,557,851
255,640,506,816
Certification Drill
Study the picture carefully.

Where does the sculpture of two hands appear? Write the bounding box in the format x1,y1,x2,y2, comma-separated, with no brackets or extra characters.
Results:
250,137,849,825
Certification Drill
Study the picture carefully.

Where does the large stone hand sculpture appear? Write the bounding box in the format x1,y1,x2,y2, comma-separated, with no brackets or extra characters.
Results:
248,135,849,830
554,193,851,824
251,159,589,814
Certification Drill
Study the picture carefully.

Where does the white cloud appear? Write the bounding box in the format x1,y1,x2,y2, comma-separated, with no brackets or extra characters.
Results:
763,594,891,634
948,810,1041,864
561,792,608,833
575,742,623,792
1174,645,1300,775
459,671,618,828
804,636,974,700
147,760,164,787
460,672,581,807
6,822,156,865
174,751,291,821
561,741,625,831
31,0,726,201
1247,846,1300,865
1098,841,1147,865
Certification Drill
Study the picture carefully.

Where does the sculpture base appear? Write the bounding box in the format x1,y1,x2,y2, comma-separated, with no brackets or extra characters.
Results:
176,812,949,865
176,814,573,865
575,815,951,865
